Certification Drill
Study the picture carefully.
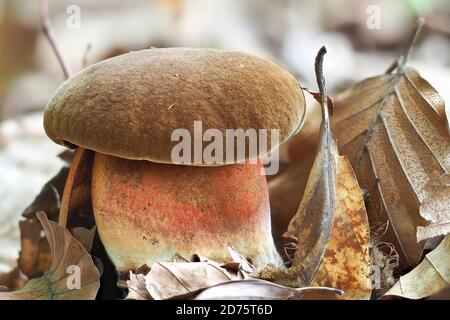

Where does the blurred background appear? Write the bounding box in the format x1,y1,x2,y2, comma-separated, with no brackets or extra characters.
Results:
0,0,449,273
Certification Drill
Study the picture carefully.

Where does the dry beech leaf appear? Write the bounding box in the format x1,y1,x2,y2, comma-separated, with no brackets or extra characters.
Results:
261,48,372,301
171,279,343,300
260,48,336,288
126,272,152,300
266,48,361,287
0,268,27,292
71,226,96,253
416,174,450,241
271,137,372,300
127,256,342,300
331,20,450,269
0,212,100,300
227,246,256,275
303,87,335,115
276,124,336,285
146,261,242,300
17,218,52,279
382,235,450,299
306,156,371,300
173,254,190,263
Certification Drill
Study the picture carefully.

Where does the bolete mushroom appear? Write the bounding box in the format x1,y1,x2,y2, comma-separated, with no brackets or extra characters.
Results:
43,48,305,271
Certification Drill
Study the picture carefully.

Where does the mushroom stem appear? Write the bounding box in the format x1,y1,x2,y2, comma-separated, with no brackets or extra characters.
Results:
91,153,282,270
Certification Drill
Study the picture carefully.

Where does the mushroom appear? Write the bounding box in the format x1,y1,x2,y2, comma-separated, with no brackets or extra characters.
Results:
43,48,305,271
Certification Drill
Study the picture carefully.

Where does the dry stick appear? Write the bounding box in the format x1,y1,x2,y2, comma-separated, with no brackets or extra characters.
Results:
40,0,72,79
40,0,83,228
385,17,426,74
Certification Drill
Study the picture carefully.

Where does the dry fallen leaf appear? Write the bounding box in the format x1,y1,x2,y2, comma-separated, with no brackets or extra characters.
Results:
146,260,243,300
171,279,342,300
0,212,100,300
17,218,52,279
303,88,335,115
416,174,450,241
126,253,342,300
227,246,256,275
0,268,27,292
71,226,96,253
271,130,372,300
126,272,152,300
382,235,450,299
331,20,450,269
260,48,337,288
306,156,371,300
261,48,372,301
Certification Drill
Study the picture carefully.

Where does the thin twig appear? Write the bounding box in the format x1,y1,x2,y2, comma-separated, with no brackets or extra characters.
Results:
39,0,72,79
314,46,329,126
385,17,426,74
399,17,425,68
385,60,398,74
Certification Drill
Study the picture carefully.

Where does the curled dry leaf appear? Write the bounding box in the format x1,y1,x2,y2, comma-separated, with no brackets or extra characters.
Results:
306,156,371,300
272,133,371,300
260,48,336,288
0,268,27,292
270,122,336,287
331,20,450,269
17,218,52,279
227,246,256,275
0,212,100,300
126,272,152,300
122,249,343,300
171,279,343,300
146,260,243,300
173,254,190,263
262,47,371,300
416,174,450,242
382,235,450,299
71,226,96,253
303,87,335,115
126,256,342,300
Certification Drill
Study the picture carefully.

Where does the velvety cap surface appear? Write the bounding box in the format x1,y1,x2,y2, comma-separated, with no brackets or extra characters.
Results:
44,48,305,164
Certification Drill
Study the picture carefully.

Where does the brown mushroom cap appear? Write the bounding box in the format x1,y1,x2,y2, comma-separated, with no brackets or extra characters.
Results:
44,48,305,164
